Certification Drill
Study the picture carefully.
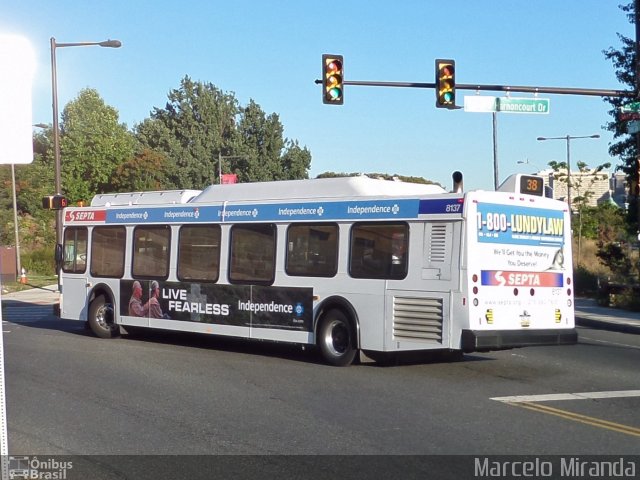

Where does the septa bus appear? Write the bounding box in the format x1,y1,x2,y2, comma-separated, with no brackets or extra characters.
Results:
57,172,576,366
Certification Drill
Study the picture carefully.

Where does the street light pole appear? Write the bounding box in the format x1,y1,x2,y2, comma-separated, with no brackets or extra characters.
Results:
49,37,121,248
536,134,600,211
10,164,21,278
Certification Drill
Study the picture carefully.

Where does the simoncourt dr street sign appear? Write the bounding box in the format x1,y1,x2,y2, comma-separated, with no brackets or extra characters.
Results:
496,97,550,114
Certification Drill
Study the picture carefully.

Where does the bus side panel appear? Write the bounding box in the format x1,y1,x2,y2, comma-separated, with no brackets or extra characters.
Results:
378,220,462,353
384,290,451,352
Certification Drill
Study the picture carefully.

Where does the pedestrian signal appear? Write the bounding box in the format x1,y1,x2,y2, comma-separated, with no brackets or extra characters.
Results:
42,194,68,210
435,59,456,109
322,54,344,105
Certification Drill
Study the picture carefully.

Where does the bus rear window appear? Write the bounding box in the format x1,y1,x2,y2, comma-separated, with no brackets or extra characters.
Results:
132,226,171,279
349,223,409,280
177,225,221,282
90,227,125,277
62,227,88,274
286,223,338,277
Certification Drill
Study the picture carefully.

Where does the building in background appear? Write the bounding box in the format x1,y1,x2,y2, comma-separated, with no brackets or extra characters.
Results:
531,168,625,210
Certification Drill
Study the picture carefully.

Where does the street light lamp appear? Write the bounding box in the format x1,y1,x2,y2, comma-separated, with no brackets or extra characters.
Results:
50,37,121,247
536,134,600,211
516,159,543,173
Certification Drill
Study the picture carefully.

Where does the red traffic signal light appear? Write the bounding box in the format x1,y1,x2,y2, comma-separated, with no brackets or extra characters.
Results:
42,194,68,210
435,59,456,109
322,54,344,105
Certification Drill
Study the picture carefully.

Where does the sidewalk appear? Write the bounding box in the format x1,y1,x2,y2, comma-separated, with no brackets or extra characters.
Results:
1,286,639,335
574,297,640,334
0,284,59,305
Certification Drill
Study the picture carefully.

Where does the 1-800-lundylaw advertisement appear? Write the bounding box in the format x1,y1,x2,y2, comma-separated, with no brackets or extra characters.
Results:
473,202,567,287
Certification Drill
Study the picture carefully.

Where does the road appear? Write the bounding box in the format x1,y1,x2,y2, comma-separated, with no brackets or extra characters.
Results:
1,303,639,478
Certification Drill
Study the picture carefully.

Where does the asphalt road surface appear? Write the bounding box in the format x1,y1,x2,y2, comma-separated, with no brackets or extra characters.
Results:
2,307,639,478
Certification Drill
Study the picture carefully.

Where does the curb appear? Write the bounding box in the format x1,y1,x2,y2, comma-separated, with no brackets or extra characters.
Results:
575,315,640,335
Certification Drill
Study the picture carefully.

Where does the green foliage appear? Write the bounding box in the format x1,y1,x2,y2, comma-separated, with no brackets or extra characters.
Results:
137,76,311,189
583,203,626,241
603,1,638,234
21,246,56,275
61,88,136,203
2,75,312,262
139,76,240,189
113,148,173,192
607,287,640,311
596,241,633,281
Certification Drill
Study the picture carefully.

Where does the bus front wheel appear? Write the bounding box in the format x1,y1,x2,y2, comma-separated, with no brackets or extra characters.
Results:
317,309,357,366
88,295,119,339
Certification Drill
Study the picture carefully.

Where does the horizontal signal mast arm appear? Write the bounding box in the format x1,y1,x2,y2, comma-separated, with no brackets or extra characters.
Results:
314,79,634,98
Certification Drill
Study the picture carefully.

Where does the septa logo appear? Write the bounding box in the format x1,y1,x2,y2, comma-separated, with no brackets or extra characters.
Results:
481,270,563,287
65,209,106,222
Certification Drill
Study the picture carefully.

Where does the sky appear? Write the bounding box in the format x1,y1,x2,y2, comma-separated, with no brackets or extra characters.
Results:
1,0,635,191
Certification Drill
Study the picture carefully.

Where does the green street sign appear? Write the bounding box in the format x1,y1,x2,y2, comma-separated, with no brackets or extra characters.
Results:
620,102,640,113
496,97,550,114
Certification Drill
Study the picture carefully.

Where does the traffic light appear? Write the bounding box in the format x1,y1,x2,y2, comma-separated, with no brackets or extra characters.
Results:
322,54,344,105
42,194,68,210
435,59,455,109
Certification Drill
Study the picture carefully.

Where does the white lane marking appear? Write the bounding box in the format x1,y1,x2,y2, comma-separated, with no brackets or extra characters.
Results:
491,390,640,403
579,335,640,350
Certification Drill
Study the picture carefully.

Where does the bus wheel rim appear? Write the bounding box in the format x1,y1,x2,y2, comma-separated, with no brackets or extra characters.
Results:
324,319,349,356
96,304,113,329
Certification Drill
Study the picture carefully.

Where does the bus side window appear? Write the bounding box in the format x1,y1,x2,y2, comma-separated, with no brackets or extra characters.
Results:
132,226,171,279
286,224,338,277
177,225,221,282
349,223,408,280
229,224,276,284
90,226,126,278
62,227,88,274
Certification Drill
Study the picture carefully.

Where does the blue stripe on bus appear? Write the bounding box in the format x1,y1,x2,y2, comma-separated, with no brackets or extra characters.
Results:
105,199,424,223
418,198,464,215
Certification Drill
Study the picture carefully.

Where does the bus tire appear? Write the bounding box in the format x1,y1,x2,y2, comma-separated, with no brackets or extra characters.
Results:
317,309,357,366
88,294,119,339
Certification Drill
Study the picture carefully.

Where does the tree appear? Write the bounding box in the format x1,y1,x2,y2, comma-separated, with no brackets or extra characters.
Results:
137,76,311,188
61,88,135,203
281,140,311,180
137,76,240,189
112,148,173,192
569,161,611,265
603,1,637,234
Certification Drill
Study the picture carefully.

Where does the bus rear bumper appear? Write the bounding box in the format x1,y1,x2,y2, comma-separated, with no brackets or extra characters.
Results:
461,328,578,353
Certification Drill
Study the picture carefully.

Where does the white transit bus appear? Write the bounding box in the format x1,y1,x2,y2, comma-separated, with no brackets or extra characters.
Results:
58,172,577,365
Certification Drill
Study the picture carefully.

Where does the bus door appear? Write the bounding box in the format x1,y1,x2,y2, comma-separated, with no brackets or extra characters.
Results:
60,227,90,320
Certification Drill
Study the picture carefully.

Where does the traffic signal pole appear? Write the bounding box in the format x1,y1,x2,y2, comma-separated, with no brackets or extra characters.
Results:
315,79,633,98
318,52,639,221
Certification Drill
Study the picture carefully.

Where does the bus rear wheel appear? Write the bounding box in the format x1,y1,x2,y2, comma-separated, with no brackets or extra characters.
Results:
318,309,357,366
88,294,119,339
